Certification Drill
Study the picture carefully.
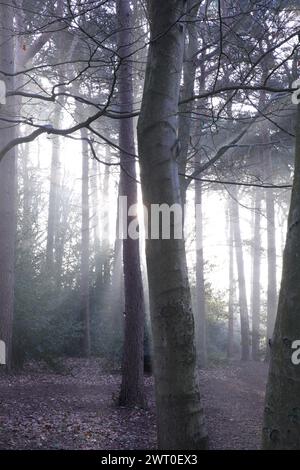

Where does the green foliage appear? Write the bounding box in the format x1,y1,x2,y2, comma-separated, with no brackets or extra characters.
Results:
204,284,230,360
13,229,119,368
13,263,82,366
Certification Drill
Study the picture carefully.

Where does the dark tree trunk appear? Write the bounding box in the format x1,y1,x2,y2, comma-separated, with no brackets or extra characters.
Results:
117,0,145,407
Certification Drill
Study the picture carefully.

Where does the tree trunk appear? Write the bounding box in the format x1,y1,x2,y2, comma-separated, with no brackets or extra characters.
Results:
262,105,300,449
0,0,16,371
195,179,207,368
227,203,235,359
137,1,208,449
117,0,145,407
265,150,277,360
251,188,262,361
80,127,91,357
109,189,124,358
229,188,250,361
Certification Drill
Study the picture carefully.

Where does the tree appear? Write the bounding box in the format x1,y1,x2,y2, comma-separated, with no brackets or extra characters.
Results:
80,127,91,357
0,0,16,371
117,0,145,407
229,188,250,360
227,202,235,359
251,188,262,361
265,149,278,360
262,104,300,449
137,0,208,449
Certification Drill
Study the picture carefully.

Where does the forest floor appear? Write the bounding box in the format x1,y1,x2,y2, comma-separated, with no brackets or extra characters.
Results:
0,358,268,450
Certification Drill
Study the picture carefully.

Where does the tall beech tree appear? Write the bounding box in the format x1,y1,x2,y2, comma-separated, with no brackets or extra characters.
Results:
262,104,300,449
137,0,208,449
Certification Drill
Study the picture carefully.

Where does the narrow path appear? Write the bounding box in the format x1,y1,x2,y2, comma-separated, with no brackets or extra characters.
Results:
200,362,268,449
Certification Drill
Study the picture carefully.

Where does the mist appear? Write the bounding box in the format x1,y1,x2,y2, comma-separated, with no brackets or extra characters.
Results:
0,0,299,454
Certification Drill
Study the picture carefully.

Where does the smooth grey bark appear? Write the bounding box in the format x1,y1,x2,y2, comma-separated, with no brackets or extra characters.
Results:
195,179,207,368
227,203,235,359
137,0,208,449
251,188,262,361
0,0,16,371
117,0,145,407
229,188,250,361
265,150,277,360
80,127,91,357
262,105,300,449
